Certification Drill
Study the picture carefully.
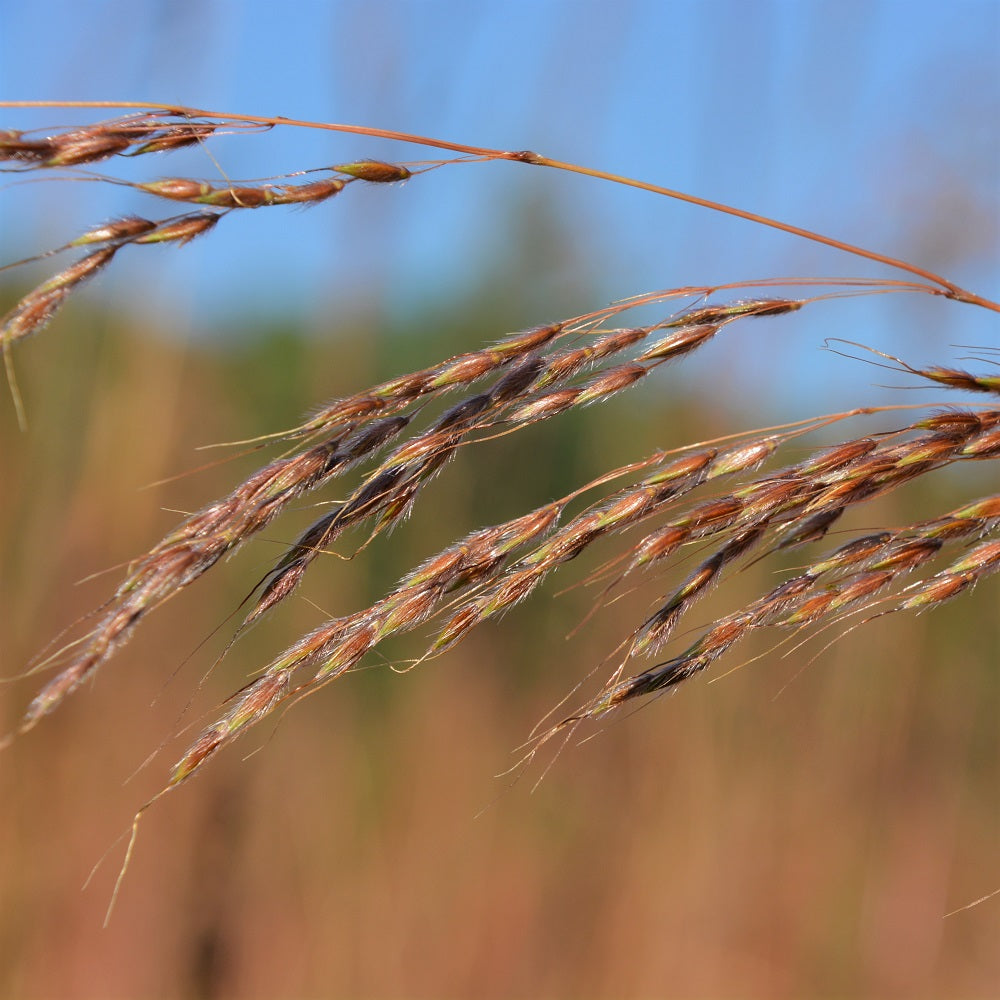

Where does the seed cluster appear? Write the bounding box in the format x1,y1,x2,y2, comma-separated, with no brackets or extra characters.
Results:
2,109,997,803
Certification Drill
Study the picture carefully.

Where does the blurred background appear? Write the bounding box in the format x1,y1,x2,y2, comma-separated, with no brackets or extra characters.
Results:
1,1,998,997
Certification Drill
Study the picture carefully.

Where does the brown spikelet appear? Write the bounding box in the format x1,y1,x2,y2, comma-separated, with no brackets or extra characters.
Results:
1,247,118,348
70,217,158,246
134,176,346,209
961,424,1000,459
202,185,275,210
508,388,580,425
270,178,346,205
138,178,214,201
296,322,563,439
334,160,411,182
637,323,719,362
741,298,803,317
132,212,221,245
129,123,219,155
47,134,134,165
917,366,1000,395
0,130,55,163
171,667,291,785
898,573,974,609
170,727,227,787
313,622,379,679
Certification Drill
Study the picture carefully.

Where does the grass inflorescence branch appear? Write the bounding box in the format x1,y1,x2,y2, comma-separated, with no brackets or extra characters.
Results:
0,104,997,891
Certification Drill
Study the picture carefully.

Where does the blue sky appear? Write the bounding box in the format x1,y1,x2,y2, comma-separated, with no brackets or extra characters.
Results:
1,0,998,407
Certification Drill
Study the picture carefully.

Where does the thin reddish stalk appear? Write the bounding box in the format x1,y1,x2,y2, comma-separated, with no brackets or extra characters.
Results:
3,100,995,311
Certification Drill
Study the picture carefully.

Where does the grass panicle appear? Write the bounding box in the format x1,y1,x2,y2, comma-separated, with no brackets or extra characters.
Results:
1,103,996,845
